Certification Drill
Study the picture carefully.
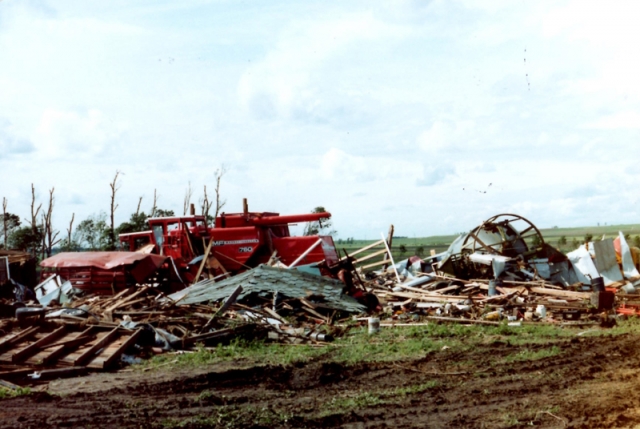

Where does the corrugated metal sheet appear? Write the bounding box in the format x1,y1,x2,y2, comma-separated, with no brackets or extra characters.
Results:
168,264,365,312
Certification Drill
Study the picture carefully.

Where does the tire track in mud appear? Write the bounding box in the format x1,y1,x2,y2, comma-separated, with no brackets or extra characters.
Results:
3,334,640,428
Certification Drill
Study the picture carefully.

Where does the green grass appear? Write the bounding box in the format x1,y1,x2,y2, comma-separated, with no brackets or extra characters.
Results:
161,406,293,428
502,346,561,363
319,381,440,417
140,321,599,372
0,386,31,399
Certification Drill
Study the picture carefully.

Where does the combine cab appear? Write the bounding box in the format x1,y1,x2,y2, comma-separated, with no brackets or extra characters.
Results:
119,204,338,283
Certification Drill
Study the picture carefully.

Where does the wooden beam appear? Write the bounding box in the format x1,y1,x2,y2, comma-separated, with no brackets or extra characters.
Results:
360,258,392,270
340,240,385,260
40,327,96,366
426,316,501,326
0,326,40,353
12,326,67,363
74,327,120,366
382,224,394,270
353,248,389,264
529,287,590,299
100,329,142,369
193,237,214,285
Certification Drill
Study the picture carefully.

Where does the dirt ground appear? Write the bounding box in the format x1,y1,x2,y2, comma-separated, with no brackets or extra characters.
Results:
2,333,640,428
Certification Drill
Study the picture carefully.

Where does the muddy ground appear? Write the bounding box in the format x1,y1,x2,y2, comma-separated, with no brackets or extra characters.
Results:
1,333,640,428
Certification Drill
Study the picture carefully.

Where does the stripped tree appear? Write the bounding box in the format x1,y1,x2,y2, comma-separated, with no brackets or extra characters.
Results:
1,198,20,249
213,165,227,220
41,187,60,258
108,171,121,250
150,189,158,218
183,182,193,216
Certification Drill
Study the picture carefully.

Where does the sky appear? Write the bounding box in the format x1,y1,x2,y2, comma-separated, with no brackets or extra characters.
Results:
1,0,639,240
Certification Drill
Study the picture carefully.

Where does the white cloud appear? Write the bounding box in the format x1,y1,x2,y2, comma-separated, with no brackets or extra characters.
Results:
321,147,421,183
586,111,640,129
0,1,640,239
0,118,34,156
237,11,407,120
417,120,477,154
34,109,125,158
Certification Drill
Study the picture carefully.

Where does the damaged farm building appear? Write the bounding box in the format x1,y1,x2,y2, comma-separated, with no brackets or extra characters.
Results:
0,209,638,392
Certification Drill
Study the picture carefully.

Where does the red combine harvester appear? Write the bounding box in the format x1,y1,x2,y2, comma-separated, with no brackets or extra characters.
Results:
119,202,338,284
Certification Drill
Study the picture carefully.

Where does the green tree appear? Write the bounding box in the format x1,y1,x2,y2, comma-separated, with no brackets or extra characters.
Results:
58,237,80,252
9,225,43,255
399,244,407,255
75,213,110,250
303,206,336,236
0,212,20,249
153,209,175,218
117,212,149,235
584,233,593,243
557,235,567,247
415,245,425,256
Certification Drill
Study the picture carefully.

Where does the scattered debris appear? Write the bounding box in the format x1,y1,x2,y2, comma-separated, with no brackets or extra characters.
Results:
0,211,638,388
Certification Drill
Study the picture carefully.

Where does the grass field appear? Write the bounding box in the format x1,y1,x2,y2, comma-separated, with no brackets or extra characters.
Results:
334,223,640,262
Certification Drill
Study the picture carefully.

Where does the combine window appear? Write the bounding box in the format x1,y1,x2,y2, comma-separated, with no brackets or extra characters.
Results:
152,225,164,251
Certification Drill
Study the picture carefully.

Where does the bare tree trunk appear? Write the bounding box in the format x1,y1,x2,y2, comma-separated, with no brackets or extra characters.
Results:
2,197,6,249
135,196,143,216
201,185,211,226
42,188,60,257
183,182,192,216
109,171,121,250
28,184,42,256
150,189,157,218
214,165,227,220
67,213,75,249
41,213,46,260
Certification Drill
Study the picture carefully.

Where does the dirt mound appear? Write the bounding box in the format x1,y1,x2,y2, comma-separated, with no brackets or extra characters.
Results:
2,334,640,428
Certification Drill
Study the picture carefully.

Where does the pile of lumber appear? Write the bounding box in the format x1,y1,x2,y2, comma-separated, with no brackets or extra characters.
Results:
361,270,604,325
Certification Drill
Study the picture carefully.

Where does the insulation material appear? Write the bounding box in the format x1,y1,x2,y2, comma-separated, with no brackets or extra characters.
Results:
567,245,599,285
618,232,640,279
593,239,624,285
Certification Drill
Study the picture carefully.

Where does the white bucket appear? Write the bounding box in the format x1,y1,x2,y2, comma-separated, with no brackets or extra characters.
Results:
536,305,547,318
368,317,380,334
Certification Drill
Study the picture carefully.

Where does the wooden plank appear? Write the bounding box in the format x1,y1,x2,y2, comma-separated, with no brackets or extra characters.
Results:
360,259,393,270
0,326,40,353
340,240,385,260
104,287,149,313
0,379,21,390
38,328,95,366
529,287,590,299
194,238,214,285
382,290,466,303
299,299,328,322
263,307,287,324
12,326,67,363
74,327,120,367
382,224,394,270
41,334,97,350
179,324,257,348
89,329,141,370
426,316,500,326
353,249,389,264
98,287,134,309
